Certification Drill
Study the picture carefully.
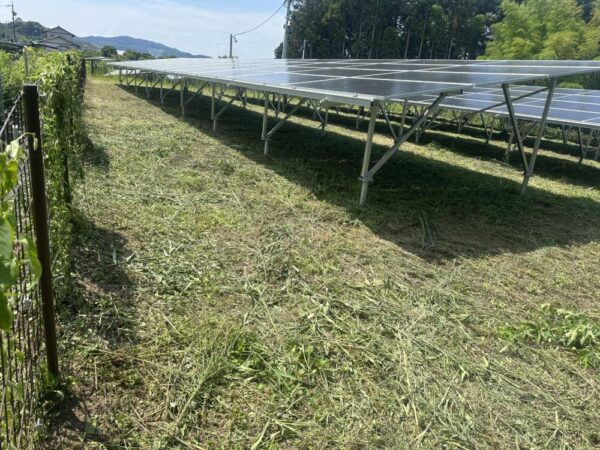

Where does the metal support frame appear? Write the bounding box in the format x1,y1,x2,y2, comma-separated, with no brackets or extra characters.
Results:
212,86,246,131
502,80,557,193
576,127,596,163
262,92,269,140
356,106,365,129
160,78,182,106
398,99,408,138
308,99,327,131
380,103,397,142
506,120,538,161
211,83,216,120
416,108,443,143
180,79,188,117
263,97,307,155
359,93,447,205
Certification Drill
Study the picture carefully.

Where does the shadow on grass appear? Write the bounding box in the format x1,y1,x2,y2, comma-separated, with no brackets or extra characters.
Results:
119,84,600,260
43,211,136,448
82,135,110,171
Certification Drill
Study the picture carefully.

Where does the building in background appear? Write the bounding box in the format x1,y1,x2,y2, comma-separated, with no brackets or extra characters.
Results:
37,26,80,51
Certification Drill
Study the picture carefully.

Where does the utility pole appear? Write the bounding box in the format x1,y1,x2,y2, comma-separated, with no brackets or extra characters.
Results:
11,1,15,42
229,34,233,58
282,0,292,59
302,39,307,59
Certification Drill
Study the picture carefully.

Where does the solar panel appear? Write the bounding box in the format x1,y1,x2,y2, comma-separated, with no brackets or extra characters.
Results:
111,58,600,106
404,85,600,130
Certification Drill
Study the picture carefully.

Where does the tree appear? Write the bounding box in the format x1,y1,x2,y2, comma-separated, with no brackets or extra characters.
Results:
101,45,118,58
278,0,501,60
484,0,592,60
581,0,600,58
121,50,153,61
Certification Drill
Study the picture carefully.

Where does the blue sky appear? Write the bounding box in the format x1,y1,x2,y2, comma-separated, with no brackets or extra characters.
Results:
13,0,288,58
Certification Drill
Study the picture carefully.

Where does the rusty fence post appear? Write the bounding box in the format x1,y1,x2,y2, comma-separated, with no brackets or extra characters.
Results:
22,84,59,379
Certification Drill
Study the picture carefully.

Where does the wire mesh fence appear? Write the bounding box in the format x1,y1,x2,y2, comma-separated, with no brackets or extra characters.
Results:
0,90,53,449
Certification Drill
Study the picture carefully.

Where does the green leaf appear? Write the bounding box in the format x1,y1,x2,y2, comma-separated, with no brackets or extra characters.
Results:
0,215,15,261
0,291,12,331
0,259,18,287
1,158,18,196
22,236,42,286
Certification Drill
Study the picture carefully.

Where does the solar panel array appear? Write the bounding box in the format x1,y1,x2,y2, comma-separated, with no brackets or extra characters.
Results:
111,58,600,105
407,86,600,130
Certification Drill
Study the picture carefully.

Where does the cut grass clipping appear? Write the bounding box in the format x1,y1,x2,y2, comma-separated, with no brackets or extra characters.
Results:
45,77,600,449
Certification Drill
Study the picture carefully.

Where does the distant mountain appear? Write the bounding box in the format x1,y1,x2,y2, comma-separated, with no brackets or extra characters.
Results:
77,35,209,58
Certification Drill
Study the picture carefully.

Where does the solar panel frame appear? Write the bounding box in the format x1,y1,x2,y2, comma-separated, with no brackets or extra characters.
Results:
403,86,600,131
110,58,600,106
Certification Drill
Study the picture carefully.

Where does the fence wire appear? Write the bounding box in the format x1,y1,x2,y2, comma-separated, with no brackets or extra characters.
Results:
0,94,46,449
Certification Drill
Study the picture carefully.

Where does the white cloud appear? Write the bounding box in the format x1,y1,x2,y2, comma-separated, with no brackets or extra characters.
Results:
16,0,286,58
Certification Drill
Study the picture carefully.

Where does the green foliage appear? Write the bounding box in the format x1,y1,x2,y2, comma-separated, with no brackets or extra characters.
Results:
0,141,42,330
279,0,500,59
499,304,600,369
31,50,86,299
0,49,85,328
0,51,26,105
101,45,118,58
121,49,153,61
485,0,599,60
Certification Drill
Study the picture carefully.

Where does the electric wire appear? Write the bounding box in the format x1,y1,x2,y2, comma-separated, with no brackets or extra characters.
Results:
233,1,286,38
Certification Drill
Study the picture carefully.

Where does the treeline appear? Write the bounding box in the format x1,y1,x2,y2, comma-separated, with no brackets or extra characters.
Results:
485,0,600,60
277,0,501,59
277,0,600,60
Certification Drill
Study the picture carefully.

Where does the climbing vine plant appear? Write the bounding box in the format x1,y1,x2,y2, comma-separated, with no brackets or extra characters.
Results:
0,140,41,330
0,49,85,328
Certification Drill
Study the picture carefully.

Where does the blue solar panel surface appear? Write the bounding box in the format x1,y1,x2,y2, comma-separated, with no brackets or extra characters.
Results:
112,58,600,105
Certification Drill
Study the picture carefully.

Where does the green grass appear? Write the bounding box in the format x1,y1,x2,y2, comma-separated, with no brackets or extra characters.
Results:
46,77,600,449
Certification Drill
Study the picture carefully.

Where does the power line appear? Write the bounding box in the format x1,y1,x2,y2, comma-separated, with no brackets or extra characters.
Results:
233,1,286,38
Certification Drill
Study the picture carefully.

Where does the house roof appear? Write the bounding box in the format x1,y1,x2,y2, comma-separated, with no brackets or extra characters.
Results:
44,26,75,37
37,35,80,49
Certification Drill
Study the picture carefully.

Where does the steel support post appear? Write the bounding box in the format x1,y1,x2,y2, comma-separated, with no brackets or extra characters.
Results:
211,84,216,120
480,113,490,144
356,106,365,130
398,98,408,138
506,121,537,160
359,102,380,206
160,77,164,105
263,98,308,155
308,99,327,131
520,79,557,193
161,79,181,105
502,84,529,172
416,108,442,142
262,93,269,140
577,127,584,162
213,95,235,132
180,79,187,117
380,103,398,142
181,81,207,111
359,93,447,206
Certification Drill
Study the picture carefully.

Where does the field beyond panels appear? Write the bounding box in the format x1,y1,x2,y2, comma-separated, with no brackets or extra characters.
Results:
47,77,600,449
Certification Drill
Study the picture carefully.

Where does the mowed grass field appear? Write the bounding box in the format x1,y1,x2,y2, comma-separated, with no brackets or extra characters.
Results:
48,77,599,449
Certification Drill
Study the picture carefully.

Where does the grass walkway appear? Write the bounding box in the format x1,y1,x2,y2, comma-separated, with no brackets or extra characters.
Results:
49,78,599,449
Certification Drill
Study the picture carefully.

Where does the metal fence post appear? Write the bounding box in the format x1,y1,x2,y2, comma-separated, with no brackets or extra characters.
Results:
22,84,59,379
